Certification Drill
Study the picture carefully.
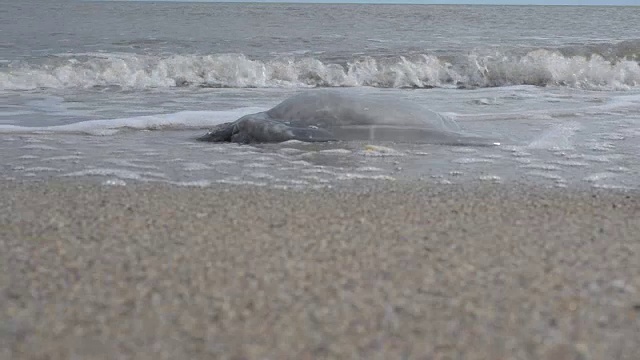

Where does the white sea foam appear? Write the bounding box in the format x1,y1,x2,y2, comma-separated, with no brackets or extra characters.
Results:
244,162,270,169
583,172,618,182
43,155,83,161
337,173,395,181
0,107,266,136
20,144,59,150
216,178,267,187
318,149,353,155
452,158,495,164
519,163,561,171
359,145,404,157
527,121,580,150
62,168,168,180
526,171,566,181
2,50,638,91
64,168,144,180
247,172,276,180
171,180,212,188
104,159,160,169
355,166,384,172
182,162,211,171
551,160,590,167
478,175,502,183
606,166,631,173
300,175,331,183
22,166,61,172
102,179,128,186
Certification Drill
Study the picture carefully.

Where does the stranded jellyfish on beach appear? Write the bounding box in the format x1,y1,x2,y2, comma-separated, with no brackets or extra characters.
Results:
198,90,500,146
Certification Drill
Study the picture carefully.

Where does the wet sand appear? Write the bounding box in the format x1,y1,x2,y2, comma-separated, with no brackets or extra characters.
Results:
1,180,639,359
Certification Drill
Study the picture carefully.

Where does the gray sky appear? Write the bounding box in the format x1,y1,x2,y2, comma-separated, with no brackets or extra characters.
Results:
114,0,639,4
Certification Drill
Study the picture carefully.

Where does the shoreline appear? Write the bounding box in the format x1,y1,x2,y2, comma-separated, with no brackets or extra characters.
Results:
1,180,639,359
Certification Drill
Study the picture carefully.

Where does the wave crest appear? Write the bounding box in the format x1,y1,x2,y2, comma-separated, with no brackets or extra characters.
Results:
1,48,639,91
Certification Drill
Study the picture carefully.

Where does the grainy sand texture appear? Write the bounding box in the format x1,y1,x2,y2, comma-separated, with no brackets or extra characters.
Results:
1,180,639,359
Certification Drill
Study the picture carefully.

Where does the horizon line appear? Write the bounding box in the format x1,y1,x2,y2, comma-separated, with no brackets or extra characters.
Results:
92,0,639,5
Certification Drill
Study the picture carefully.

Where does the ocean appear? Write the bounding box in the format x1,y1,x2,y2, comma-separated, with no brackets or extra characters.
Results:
1,1,639,189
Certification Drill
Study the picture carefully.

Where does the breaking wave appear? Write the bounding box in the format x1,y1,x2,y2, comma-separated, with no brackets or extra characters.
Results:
2,45,639,91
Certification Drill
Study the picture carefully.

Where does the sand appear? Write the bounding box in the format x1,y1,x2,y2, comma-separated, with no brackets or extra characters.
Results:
1,180,639,359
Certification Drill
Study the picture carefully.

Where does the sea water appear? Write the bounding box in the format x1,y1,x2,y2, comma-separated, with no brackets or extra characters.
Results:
1,2,639,189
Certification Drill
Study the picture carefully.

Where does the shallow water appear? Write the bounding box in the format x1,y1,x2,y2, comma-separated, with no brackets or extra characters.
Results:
2,86,639,190
1,3,640,190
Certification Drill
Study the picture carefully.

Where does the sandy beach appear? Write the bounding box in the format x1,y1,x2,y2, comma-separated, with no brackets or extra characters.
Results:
1,180,639,359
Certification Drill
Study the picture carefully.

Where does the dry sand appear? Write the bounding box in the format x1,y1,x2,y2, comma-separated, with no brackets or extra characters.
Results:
1,180,639,359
